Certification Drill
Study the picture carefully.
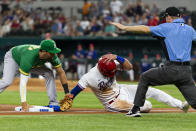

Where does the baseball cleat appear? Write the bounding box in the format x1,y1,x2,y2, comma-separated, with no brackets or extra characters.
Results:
126,110,141,117
181,101,190,113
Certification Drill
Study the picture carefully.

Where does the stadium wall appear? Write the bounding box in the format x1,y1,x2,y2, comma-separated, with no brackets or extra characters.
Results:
0,36,196,61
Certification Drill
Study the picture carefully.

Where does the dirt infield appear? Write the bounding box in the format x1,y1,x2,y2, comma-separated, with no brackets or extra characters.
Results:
7,78,92,92
0,104,195,115
1,78,195,115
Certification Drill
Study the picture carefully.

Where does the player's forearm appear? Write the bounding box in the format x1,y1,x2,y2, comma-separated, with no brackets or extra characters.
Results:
58,71,68,84
116,56,132,70
56,67,70,94
70,84,83,98
20,74,29,103
56,67,68,84
123,59,133,70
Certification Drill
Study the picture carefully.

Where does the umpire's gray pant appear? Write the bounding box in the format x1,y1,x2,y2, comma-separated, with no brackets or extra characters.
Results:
134,62,196,109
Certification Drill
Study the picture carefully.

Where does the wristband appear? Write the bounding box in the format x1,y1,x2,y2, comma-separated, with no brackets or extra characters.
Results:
117,55,125,63
62,83,69,94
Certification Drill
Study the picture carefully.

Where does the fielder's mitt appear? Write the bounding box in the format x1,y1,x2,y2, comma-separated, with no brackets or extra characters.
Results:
59,95,73,111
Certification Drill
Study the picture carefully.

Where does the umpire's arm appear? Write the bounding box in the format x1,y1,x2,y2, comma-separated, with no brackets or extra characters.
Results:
110,22,151,34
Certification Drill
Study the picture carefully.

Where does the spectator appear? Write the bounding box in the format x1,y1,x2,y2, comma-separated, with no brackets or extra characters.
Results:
110,0,123,15
82,0,91,18
151,2,159,15
104,16,117,36
124,2,136,17
140,54,151,73
80,16,90,35
75,20,84,36
1,19,11,36
97,0,105,16
73,44,86,79
89,17,102,36
66,54,78,80
136,0,143,16
45,32,51,40
152,54,163,68
10,18,20,31
89,2,99,19
127,52,135,81
21,14,34,31
102,5,110,18
59,54,68,73
139,12,148,25
86,43,97,71
1,0,10,15
147,14,159,26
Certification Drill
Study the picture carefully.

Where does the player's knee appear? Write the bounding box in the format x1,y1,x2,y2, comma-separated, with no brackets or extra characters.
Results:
2,80,12,87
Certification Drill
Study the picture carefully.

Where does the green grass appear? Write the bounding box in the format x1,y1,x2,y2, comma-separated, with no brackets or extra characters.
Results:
0,113,196,131
0,82,195,131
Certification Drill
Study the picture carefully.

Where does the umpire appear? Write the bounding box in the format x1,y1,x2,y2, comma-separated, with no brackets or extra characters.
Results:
110,6,196,117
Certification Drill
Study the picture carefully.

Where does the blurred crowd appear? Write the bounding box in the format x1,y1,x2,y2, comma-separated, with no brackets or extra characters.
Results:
59,46,166,81
0,0,195,81
0,0,193,37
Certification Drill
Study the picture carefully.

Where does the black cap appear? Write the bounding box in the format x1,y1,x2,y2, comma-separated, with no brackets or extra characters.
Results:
164,7,180,17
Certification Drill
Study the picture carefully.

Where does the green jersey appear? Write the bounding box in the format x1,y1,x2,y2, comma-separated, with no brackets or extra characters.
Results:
12,44,61,75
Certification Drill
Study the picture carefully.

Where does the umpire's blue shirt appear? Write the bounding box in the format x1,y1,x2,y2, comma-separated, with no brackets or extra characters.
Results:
150,18,196,62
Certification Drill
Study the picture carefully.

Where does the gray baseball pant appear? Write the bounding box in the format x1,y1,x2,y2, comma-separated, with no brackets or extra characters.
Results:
0,49,58,105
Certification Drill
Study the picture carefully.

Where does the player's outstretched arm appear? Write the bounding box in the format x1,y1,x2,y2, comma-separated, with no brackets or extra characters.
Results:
110,22,151,34
59,84,84,111
55,66,69,94
20,73,32,111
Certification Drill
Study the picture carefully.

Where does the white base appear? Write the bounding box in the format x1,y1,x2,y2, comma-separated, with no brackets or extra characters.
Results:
15,105,54,112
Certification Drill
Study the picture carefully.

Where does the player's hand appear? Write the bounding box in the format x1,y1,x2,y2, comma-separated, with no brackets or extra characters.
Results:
59,93,74,111
21,102,32,112
109,22,126,30
102,54,117,63
66,93,74,99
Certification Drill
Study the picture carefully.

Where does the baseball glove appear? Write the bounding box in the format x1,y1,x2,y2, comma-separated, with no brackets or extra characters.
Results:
59,94,73,111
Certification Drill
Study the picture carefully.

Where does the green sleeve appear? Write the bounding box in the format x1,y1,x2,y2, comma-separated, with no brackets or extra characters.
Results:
50,54,61,68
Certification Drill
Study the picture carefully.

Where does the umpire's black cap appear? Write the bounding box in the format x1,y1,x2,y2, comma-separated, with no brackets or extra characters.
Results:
164,7,181,17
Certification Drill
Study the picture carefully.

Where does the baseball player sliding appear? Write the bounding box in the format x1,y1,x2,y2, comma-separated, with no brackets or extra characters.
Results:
63,54,189,113
0,40,69,112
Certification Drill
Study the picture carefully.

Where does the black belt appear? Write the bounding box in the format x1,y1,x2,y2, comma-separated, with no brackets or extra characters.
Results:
169,61,190,66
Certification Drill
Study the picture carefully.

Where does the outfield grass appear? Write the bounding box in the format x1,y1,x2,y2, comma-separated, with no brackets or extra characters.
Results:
0,82,195,131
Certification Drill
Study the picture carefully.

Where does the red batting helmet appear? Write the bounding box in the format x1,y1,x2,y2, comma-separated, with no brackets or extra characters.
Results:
98,58,117,77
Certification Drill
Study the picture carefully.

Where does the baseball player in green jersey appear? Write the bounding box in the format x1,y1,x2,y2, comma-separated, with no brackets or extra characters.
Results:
0,40,69,111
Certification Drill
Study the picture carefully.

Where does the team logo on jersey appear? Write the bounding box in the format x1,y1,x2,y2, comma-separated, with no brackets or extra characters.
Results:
98,78,114,91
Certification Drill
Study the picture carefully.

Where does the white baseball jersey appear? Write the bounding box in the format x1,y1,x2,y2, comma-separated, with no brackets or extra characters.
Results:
78,61,121,109
78,61,184,112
